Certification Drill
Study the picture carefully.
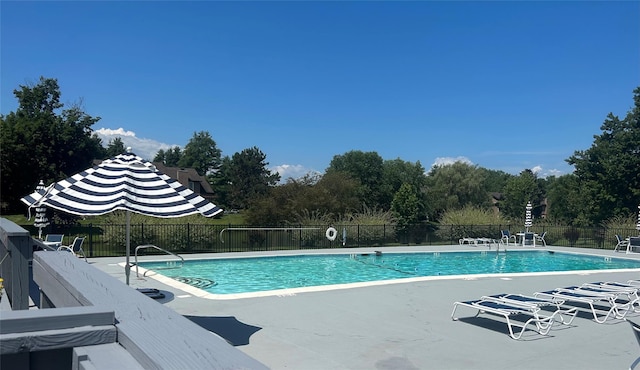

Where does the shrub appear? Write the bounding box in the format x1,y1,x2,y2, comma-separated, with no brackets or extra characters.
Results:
563,227,580,246
341,206,396,246
435,206,505,241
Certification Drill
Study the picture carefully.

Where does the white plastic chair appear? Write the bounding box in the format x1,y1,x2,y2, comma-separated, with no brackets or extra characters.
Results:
627,237,640,254
58,236,87,262
535,232,547,246
615,235,630,252
500,230,516,245
523,232,535,246
43,234,65,249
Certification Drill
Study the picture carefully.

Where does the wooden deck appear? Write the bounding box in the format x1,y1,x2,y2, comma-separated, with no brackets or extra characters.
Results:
0,218,267,369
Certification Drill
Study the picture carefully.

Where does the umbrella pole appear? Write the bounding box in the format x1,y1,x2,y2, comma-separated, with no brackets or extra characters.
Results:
126,210,131,285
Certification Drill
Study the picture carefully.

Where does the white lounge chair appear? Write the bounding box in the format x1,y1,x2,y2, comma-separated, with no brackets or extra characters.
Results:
482,293,578,325
534,286,634,323
581,282,640,312
58,236,87,262
451,298,565,339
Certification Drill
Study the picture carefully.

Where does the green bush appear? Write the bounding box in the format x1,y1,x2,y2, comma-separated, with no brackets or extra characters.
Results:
435,206,505,241
342,206,396,246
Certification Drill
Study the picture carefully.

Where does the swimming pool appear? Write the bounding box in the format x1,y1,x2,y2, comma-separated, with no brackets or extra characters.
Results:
137,250,640,297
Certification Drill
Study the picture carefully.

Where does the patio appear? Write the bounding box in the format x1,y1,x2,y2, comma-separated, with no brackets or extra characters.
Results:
90,245,640,370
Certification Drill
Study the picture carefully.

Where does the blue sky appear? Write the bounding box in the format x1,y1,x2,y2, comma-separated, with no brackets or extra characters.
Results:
2,1,639,181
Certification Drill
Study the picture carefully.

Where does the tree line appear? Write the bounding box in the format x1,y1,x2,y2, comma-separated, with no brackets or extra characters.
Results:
2,77,639,229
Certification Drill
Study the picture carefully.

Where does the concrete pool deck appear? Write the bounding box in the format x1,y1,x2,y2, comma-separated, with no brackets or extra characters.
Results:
89,244,640,370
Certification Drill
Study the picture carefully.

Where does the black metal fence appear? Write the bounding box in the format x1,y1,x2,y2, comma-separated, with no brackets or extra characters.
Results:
29,223,640,258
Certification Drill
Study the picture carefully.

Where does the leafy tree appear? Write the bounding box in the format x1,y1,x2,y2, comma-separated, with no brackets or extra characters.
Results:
207,156,233,208
104,137,127,158
391,183,421,233
567,86,640,225
1,77,104,212
424,162,491,220
178,131,221,175
224,147,280,210
245,172,360,225
325,150,385,209
479,168,512,193
380,158,427,216
154,146,182,166
245,176,311,226
545,174,581,224
500,169,544,221
309,171,361,217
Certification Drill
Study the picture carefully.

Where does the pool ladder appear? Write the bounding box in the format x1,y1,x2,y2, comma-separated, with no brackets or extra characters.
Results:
134,244,185,278
496,241,507,254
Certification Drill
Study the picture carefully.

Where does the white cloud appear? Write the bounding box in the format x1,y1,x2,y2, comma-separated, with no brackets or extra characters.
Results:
271,164,320,183
95,127,136,137
431,156,473,168
531,165,571,178
547,169,564,177
94,127,179,161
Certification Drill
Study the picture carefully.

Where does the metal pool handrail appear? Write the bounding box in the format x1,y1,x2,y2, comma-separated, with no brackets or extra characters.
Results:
134,244,185,277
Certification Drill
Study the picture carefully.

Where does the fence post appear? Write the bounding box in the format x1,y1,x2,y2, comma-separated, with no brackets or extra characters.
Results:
88,223,93,257
383,224,386,247
187,223,191,249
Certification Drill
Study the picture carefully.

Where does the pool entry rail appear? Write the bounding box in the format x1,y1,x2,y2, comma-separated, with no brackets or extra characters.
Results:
134,244,185,278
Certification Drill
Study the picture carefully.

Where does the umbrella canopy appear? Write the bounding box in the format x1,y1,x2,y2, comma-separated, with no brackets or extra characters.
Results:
524,201,533,232
637,205,640,233
21,152,223,284
33,180,50,239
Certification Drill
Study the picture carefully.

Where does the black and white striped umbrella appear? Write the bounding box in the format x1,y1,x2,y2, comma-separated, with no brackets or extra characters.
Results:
524,201,533,232
636,205,640,233
21,152,223,284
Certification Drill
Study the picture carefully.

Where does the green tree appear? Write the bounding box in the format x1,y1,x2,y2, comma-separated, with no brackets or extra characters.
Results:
178,131,221,175
479,168,512,193
105,137,127,158
325,150,385,209
310,171,361,217
154,146,182,166
500,169,544,221
224,147,280,210
380,158,427,216
391,183,420,233
424,162,491,220
245,175,313,226
245,171,360,226
545,174,581,224
0,77,104,212
567,86,640,225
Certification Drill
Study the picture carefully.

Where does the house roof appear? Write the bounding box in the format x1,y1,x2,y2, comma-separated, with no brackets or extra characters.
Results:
152,162,215,195
92,159,214,196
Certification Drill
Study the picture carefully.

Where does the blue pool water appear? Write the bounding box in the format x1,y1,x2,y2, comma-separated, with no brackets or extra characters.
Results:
138,251,640,295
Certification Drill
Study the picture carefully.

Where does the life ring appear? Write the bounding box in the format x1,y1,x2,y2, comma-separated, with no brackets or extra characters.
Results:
326,227,338,241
